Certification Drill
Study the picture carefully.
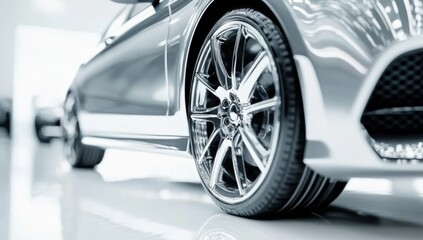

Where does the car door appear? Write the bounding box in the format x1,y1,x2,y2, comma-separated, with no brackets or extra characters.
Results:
166,0,197,115
75,1,172,137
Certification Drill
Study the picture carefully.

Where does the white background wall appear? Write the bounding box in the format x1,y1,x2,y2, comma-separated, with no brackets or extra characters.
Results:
13,26,101,135
0,1,18,98
0,0,124,137
0,0,123,99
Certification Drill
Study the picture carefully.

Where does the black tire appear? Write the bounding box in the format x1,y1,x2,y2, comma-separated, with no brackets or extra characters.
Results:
5,112,11,136
190,9,346,218
36,130,52,143
72,134,105,169
63,94,104,169
35,119,52,143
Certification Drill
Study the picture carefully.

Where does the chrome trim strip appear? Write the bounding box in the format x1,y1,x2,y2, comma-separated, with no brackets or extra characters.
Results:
86,132,187,140
364,106,423,116
85,132,189,151
82,137,192,158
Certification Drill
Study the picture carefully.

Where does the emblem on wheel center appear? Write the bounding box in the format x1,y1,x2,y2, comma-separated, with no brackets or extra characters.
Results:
229,104,240,122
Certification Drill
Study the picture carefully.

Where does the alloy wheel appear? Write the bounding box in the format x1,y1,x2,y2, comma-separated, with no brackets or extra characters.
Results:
63,96,78,165
190,20,282,204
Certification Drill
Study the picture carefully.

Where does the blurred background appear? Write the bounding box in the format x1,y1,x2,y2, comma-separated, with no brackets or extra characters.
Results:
1,1,423,240
0,0,122,139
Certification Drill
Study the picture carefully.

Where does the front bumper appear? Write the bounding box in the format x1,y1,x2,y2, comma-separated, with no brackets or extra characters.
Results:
295,39,423,180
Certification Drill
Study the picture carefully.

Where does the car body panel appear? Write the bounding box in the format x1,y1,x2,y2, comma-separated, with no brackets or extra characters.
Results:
283,0,423,178
76,1,189,139
70,0,423,179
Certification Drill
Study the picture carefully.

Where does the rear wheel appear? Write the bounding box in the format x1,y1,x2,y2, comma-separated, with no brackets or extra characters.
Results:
63,94,104,168
35,118,52,143
189,9,346,217
5,112,11,136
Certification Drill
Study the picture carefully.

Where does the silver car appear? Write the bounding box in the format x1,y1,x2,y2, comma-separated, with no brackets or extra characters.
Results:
63,0,423,217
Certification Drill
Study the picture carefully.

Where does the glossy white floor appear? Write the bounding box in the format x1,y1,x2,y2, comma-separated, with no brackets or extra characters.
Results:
1,130,423,240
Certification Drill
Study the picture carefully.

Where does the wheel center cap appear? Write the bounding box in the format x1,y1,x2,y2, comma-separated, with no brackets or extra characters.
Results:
229,104,240,122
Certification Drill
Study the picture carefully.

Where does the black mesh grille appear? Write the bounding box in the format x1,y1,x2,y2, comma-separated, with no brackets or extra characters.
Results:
365,50,423,111
362,111,423,135
362,50,423,136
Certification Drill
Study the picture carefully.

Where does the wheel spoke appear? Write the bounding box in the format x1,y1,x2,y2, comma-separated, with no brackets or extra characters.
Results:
195,73,227,99
64,141,71,156
196,73,215,94
191,113,220,126
211,36,230,89
64,135,75,158
64,96,75,113
197,128,221,164
64,117,77,138
210,138,231,188
239,127,268,172
238,51,270,103
192,105,220,115
191,105,221,126
232,141,247,196
231,25,247,90
243,97,280,115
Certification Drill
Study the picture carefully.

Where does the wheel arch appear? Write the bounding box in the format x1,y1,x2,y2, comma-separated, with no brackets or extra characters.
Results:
183,0,307,119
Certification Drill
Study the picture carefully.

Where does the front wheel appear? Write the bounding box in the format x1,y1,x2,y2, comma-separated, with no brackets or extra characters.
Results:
189,9,346,218
63,94,104,168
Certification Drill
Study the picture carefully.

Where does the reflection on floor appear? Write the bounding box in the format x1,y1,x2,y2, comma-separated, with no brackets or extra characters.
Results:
1,131,423,240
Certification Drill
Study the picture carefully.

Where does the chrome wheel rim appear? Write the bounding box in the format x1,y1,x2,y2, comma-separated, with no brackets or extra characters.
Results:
63,96,78,165
190,21,282,203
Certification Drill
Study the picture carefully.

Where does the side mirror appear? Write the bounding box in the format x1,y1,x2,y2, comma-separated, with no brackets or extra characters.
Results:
111,0,155,3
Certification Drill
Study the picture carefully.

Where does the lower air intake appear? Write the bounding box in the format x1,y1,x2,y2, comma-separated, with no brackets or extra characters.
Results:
361,50,423,162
